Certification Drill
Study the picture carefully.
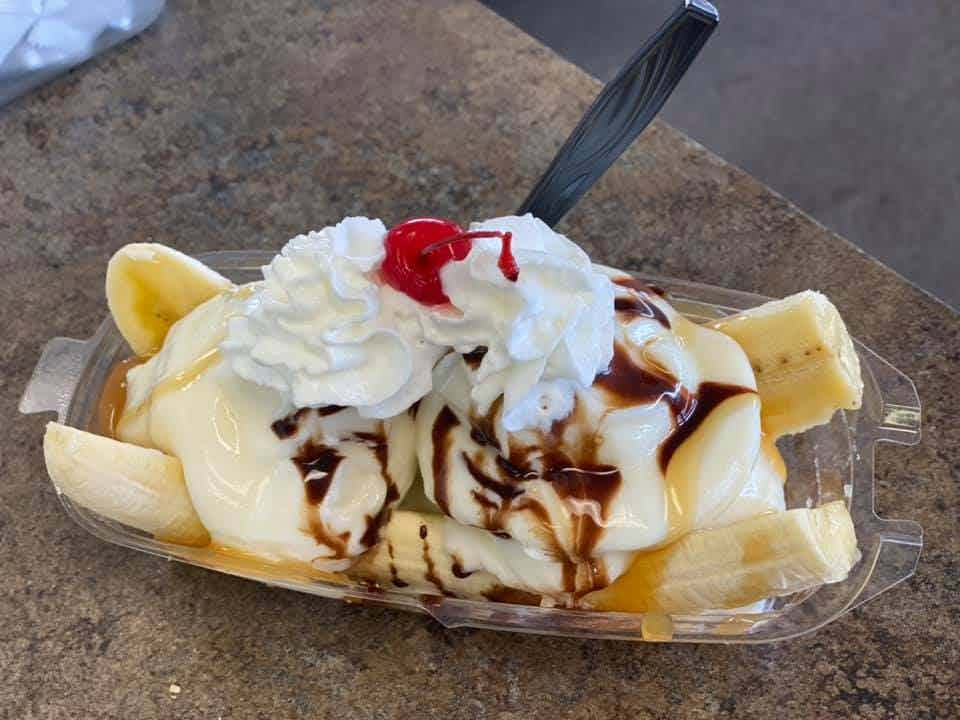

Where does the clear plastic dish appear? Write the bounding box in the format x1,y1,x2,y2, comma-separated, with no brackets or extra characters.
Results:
19,251,923,643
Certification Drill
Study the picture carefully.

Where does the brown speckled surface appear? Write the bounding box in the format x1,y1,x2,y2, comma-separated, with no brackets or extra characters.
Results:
1,1,957,718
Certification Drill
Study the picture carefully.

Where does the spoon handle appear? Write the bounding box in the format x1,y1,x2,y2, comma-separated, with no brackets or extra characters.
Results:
518,1,719,228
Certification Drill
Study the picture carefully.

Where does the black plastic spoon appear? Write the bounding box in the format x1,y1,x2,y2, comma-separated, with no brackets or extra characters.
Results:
519,0,719,228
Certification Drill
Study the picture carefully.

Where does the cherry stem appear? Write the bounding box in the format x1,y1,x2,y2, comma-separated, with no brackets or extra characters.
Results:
497,232,518,282
419,230,508,258
419,229,520,283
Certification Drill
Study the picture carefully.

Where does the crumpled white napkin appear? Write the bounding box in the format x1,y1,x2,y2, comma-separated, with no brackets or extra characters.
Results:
0,0,164,107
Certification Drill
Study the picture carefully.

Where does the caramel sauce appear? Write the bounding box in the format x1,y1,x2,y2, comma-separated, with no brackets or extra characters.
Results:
483,586,541,606
760,434,787,481
96,355,148,437
99,284,257,438
203,542,348,586
115,347,222,436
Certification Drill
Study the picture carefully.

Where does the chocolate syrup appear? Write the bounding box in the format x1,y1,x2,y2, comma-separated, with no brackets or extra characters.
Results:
358,481,399,549
658,381,751,471
562,561,577,594
272,406,345,439
468,395,502,450
418,523,448,594
462,452,524,501
597,343,753,471
542,452,622,561
613,275,667,298
305,517,350,558
614,295,671,329
462,346,488,370
271,407,312,439
431,405,460,516
595,343,687,410
317,404,345,416
351,430,398,549
293,440,343,505
469,426,497,448
387,540,409,588
282,409,398,554
450,555,474,579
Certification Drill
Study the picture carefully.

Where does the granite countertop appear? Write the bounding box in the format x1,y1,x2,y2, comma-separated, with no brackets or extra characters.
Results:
1,1,956,718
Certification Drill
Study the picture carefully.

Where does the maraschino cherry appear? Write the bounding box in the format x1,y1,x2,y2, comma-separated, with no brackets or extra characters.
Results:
381,218,518,305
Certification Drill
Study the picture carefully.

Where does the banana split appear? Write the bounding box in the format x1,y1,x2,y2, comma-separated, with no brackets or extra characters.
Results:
42,214,863,613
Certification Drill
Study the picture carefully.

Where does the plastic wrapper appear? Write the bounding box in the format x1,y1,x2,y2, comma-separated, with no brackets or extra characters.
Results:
0,0,164,107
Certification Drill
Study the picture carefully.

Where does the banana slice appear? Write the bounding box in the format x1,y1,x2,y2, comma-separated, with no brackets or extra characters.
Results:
106,243,232,356
348,510,635,601
712,291,863,438
349,511,505,599
43,422,209,546
583,501,858,614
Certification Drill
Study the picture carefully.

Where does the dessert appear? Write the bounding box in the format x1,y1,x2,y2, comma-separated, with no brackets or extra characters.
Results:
42,214,864,614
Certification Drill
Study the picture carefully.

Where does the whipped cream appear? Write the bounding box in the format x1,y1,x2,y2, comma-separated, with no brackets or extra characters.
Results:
222,217,446,419
420,214,616,432
222,214,616,432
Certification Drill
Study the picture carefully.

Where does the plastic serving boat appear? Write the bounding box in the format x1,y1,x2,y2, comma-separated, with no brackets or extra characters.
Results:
20,251,923,643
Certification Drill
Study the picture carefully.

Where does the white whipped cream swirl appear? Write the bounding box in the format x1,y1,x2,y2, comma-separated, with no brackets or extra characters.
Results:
422,214,615,431
222,217,446,418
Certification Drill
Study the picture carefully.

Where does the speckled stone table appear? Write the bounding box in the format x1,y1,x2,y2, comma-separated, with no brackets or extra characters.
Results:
1,2,957,718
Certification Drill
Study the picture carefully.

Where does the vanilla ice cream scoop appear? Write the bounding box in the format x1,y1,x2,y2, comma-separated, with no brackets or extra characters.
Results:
118,290,417,570
416,274,779,574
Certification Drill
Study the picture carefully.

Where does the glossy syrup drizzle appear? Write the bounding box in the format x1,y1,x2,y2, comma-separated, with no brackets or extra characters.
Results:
114,348,223,437
612,276,671,328
272,406,399,559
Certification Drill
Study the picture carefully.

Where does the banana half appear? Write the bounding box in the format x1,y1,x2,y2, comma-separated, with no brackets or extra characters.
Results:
712,291,863,438
106,243,232,356
583,501,859,614
44,422,209,547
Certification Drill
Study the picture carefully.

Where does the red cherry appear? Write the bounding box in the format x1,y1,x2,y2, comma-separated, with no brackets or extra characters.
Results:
381,218,470,305
381,218,520,306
